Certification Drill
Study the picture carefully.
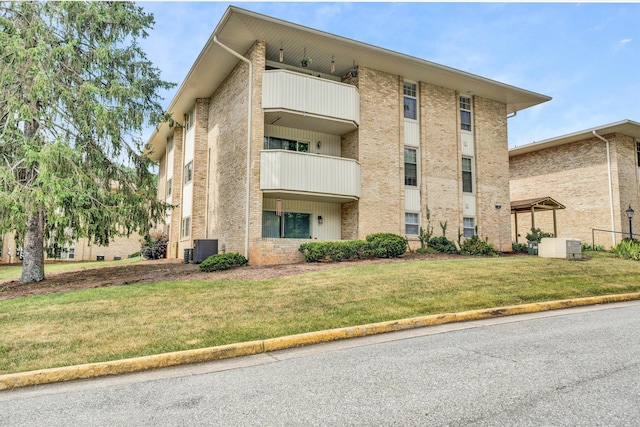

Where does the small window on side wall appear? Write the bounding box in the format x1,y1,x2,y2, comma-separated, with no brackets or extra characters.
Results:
183,161,193,185
462,157,473,193
463,217,475,238
460,96,472,131
181,216,191,239
405,212,419,236
404,148,418,187
404,82,417,120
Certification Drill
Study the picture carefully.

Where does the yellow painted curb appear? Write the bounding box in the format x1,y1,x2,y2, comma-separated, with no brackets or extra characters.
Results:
2,292,639,391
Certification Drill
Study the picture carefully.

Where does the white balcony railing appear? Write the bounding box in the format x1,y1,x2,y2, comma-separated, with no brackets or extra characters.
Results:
262,70,359,134
260,150,360,202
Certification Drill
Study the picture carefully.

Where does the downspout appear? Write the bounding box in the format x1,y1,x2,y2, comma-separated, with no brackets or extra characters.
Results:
213,36,252,259
593,130,616,246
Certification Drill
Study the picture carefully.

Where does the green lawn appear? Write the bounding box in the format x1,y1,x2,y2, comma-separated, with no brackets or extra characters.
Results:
1,251,639,375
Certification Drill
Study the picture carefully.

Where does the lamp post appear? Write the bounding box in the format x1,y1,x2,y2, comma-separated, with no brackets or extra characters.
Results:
626,205,634,240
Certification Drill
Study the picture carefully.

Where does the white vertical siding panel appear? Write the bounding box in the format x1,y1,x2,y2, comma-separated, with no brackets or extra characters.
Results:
184,127,195,164
405,188,421,211
461,132,474,157
262,70,359,124
167,146,174,180
264,125,341,156
462,194,476,216
404,122,420,147
260,151,360,198
183,184,193,218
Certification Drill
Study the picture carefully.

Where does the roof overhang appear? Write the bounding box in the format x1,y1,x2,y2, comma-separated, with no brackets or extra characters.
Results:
147,6,552,161
509,119,640,158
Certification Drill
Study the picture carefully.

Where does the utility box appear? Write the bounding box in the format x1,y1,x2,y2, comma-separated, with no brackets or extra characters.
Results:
538,238,582,260
192,239,218,264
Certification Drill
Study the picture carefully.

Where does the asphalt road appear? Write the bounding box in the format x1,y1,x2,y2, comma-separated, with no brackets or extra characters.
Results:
2,301,640,426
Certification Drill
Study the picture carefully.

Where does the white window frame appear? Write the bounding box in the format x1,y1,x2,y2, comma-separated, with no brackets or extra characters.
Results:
405,212,420,236
183,161,193,185
185,107,195,130
167,135,174,153
462,156,474,194
263,136,310,153
463,217,475,238
181,216,191,239
166,177,172,198
403,81,418,121
460,96,472,132
404,147,418,187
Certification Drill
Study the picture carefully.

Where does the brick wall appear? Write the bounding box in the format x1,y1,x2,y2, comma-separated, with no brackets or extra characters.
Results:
191,98,210,242
420,83,460,241
168,127,183,259
474,96,511,251
356,66,403,238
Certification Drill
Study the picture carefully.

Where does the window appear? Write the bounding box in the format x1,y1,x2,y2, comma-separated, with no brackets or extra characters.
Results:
65,248,75,260
405,212,419,236
262,211,311,238
167,135,174,153
636,141,640,167
463,217,475,238
462,157,473,193
183,161,193,185
264,136,309,153
404,82,417,120
185,108,195,130
404,148,418,186
181,216,191,239
167,178,172,197
460,96,472,131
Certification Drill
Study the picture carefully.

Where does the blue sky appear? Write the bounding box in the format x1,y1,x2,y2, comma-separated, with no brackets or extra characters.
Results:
138,1,639,148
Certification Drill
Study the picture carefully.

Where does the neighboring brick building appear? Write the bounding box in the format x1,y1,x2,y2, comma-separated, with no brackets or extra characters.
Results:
147,6,550,265
0,232,142,264
509,120,640,248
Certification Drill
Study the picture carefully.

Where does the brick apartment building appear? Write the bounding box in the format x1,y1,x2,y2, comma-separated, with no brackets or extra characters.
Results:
0,231,142,264
147,6,551,265
509,120,640,248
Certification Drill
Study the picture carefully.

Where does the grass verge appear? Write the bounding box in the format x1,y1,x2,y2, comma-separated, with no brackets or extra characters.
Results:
1,251,639,375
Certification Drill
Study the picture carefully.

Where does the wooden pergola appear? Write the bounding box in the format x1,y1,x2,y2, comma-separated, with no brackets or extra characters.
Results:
511,197,566,242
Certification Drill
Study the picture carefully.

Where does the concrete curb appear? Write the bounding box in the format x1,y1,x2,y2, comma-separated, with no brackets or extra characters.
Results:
2,292,639,391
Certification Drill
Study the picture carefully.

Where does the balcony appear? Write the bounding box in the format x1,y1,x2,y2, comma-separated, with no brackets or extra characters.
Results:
262,69,360,135
260,150,361,203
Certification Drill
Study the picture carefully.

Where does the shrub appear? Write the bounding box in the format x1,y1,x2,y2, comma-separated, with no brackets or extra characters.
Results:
460,235,497,256
512,242,528,254
299,236,404,263
129,251,141,258
428,236,458,254
366,233,408,258
611,239,640,261
199,252,248,272
343,240,375,260
140,232,168,260
298,242,329,262
298,240,375,262
581,243,605,252
525,227,554,243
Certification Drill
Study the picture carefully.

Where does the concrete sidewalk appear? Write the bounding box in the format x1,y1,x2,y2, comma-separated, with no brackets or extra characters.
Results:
2,292,639,391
